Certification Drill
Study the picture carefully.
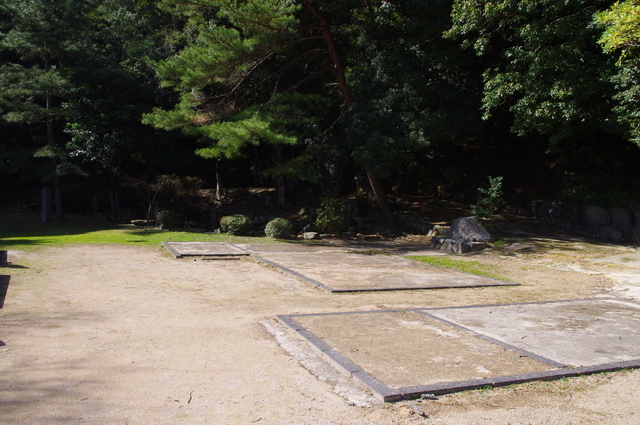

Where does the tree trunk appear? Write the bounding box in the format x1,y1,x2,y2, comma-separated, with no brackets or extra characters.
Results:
274,145,286,208
367,172,396,232
301,2,396,230
300,0,352,107
47,113,65,222
215,159,225,201
253,146,259,187
45,54,64,222
109,187,119,221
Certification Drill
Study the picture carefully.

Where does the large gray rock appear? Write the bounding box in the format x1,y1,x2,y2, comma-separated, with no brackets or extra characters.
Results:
587,225,625,243
444,217,493,243
611,207,633,230
585,206,610,226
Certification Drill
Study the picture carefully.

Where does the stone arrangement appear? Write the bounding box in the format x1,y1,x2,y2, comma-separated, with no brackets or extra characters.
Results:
430,216,492,254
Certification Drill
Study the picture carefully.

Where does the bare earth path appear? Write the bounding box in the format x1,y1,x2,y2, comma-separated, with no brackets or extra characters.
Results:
1,238,639,424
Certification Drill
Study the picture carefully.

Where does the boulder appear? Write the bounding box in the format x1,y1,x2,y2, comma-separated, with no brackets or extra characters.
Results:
611,207,633,230
468,241,488,252
587,225,625,243
444,217,493,243
585,206,610,226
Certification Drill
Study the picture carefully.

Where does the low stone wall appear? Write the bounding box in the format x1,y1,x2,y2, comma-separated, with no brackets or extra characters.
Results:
529,201,640,244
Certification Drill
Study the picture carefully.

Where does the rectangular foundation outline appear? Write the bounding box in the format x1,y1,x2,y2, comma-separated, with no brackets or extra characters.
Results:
277,298,640,401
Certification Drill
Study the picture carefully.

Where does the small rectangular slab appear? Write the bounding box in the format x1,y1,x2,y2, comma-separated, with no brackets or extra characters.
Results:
163,242,248,258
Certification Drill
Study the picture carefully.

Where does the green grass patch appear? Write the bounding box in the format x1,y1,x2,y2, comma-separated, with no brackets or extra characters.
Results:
0,208,267,250
405,255,506,280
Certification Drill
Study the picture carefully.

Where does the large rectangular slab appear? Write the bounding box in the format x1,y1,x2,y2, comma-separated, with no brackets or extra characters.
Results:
425,298,640,367
250,251,515,292
278,298,640,401
292,310,553,389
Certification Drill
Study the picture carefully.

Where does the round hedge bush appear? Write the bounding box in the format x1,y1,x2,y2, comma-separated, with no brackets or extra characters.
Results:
265,218,294,238
219,214,253,235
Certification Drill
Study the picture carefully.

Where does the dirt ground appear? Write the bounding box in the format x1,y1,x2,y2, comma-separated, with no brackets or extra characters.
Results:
1,231,640,424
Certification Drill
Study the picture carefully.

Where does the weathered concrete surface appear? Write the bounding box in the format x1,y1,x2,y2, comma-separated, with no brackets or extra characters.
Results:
281,298,640,400
291,310,553,388
241,244,515,292
165,242,516,292
429,298,640,367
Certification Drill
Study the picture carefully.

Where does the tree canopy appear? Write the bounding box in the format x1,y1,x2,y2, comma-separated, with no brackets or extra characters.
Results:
596,0,640,145
1,0,640,227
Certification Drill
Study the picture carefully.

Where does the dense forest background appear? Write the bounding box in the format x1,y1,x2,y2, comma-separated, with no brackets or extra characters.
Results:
1,0,639,232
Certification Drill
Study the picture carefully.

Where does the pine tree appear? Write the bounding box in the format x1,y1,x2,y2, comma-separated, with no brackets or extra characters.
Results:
0,0,94,220
143,0,342,207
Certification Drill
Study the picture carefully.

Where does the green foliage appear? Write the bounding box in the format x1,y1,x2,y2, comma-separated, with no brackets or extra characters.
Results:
344,0,482,178
596,1,640,145
0,0,93,122
471,176,505,219
156,210,182,229
219,214,253,236
564,172,639,207
190,113,298,160
142,0,305,160
63,0,179,179
264,218,294,238
314,198,349,234
596,1,640,58
446,0,617,143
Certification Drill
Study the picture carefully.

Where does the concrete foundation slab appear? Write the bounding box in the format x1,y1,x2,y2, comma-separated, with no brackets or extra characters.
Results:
165,242,516,292
426,298,640,367
162,241,249,258
251,251,515,292
278,298,640,401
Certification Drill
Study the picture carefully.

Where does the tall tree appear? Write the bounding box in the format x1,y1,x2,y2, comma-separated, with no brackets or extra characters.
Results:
596,0,640,146
341,0,482,226
143,0,324,206
0,0,93,220
63,0,183,217
446,0,618,144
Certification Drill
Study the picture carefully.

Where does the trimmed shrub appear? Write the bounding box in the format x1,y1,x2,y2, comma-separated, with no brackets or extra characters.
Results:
265,218,294,238
315,198,350,234
157,210,182,230
220,214,253,235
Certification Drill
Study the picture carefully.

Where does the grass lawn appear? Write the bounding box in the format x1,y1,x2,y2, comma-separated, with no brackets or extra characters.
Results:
0,208,267,250
405,255,506,280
